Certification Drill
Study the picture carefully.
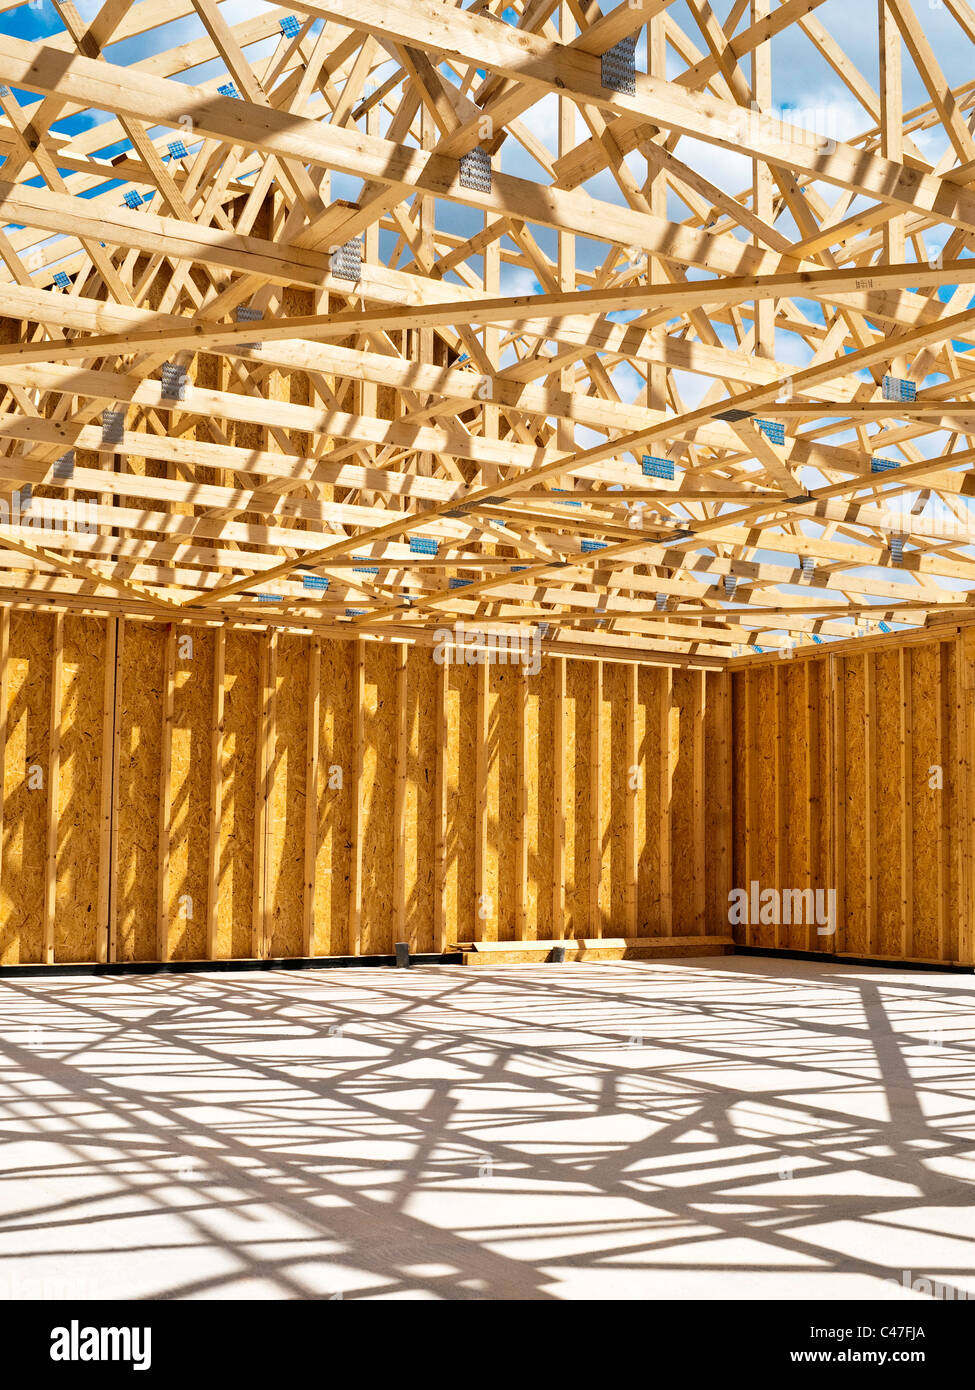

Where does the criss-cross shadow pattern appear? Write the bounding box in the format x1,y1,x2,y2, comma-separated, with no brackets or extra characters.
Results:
1,957,974,1300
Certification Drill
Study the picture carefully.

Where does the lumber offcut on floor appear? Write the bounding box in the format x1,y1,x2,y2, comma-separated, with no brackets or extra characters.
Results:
1,957,974,1301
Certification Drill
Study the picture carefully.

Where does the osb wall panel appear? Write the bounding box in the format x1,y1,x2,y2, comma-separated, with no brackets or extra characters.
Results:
115,620,162,962
0,613,732,963
705,671,732,938
944,639,962,966
638,667,663,931
360,643,396,956
266,635,307,959
55,617,105,963
0,613,53,964
218,629,259,960
167,626,212,962
403,648,437,954
493,665,518,943
484,666,505,942
842,655,868,957
564,660,592,936
446,663,476,948
671,669,705,936
533,662,555,941
312,641,353,956
874,651,902,959
910,643,943,961
732,635,968,965
601,664,624,932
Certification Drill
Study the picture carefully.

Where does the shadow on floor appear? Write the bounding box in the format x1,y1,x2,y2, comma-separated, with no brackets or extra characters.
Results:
0,957,974,1300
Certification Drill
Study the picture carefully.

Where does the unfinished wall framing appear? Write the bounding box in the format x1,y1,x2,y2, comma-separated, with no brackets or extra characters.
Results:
0,610,731,965
4,607,974,970
731,624,975,968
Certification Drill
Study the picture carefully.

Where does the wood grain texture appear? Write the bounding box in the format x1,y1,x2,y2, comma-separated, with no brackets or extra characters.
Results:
0,608,965,967
731,632,966,963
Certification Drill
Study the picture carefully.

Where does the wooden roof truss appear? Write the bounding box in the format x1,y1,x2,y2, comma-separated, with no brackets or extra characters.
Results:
0,0,972,666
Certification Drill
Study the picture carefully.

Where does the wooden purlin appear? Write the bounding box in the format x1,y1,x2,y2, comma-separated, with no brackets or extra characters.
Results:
0,2,969,658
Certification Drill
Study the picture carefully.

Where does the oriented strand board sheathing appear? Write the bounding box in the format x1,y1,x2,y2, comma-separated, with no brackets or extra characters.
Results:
492,666,517,942
115,621,163,962
360,644,396,955
314,641,353,957
602,663,626,933
13,593,975,969
0,613,53,964
217,630,259,961
753,666,778,948
944,639,961,964
166,627,212,961
670,669,698,937
782,665,807,949
446,663,475,946
779,669,797,918
842,656,868,957
265,636,307,959
731,668,753,946
598,664,620,934
473,663,489,941
873,651,902,958
638,666,662,935
54,617,104,963
404,648,437,954
630,667,649,937
812,660,830,943
731,628,971,966
911,643,940,961
704,672,731,941
530,660,551,941
730,672,747,928
565,659,591,935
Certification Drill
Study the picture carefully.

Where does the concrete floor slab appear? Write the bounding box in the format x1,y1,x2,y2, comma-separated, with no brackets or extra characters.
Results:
0,956,974,1300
